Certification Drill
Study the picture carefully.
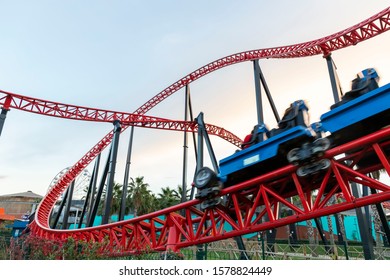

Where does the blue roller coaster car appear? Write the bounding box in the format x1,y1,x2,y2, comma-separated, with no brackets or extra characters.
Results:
194,68,390,207
319,68,390,146
219,100,314,187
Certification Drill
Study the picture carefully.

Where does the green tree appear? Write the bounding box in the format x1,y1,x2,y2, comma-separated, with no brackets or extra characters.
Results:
157,186,180,209
173,185,191,202
86,182,127,217
128,176,155,216
111,182,124,215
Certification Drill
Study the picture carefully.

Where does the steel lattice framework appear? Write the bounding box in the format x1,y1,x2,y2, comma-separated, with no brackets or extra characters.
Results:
1,6,390,254
28,126,390,254
0,90,242,147
134,6,390,115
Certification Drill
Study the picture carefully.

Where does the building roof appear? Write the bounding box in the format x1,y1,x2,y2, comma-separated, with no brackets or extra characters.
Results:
0,190,43,199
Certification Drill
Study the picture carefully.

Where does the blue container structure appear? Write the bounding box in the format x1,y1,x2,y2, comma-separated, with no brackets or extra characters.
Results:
10,219,29,237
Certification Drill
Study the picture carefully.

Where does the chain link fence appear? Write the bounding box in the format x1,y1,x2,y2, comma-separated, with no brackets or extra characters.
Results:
124,240,390,260
180,240,390,260
2,236,390,260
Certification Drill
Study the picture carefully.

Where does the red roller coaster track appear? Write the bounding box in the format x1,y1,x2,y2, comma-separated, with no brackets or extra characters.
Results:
0,90,243,147
2,6,390,254
29,125,390,254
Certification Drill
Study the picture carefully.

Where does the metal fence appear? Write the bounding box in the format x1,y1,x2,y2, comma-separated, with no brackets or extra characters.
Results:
2,236,390,260
120,240,390,260
179,240,390,260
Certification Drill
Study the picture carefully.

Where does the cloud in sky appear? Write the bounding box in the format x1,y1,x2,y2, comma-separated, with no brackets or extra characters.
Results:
1,1,390,196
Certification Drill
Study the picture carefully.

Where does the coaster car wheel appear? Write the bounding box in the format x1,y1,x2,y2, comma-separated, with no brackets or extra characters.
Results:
194,167,218,189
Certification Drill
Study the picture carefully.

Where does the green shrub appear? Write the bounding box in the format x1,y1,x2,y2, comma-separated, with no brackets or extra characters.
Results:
8,234,113,260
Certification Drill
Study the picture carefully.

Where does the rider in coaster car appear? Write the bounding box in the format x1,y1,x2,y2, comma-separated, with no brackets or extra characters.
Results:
331,68,379,109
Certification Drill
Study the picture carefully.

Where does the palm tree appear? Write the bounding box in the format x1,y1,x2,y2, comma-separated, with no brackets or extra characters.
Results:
93,182,123,217
128,176,155,216
158,186,180,209
173,185,191,202
111,182,124,216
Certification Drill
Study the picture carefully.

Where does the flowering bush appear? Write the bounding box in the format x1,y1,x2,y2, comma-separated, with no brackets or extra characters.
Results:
9,235,112,260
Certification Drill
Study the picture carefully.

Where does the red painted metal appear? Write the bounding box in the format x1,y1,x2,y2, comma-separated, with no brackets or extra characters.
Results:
0,95,12,110
0,90,242,147
134,6,390,116
28,126,390,254
2,6,389,254
0,88,169,122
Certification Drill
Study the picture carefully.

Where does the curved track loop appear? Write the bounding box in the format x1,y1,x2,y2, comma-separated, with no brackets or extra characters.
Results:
135,6,390,115
29,126,390,254
4,6,389,249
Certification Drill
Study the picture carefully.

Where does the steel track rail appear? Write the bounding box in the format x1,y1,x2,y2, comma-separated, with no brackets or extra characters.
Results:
29,126,390,254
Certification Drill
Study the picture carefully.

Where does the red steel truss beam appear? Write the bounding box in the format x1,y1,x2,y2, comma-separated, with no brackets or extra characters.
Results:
29,125,390,254
0,90,242,148
134,6,390,115
0,89,170,122
0,90,242,147
2,7,390,121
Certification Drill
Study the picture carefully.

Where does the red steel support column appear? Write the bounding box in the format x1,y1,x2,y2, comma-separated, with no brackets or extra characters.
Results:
0,95,12,137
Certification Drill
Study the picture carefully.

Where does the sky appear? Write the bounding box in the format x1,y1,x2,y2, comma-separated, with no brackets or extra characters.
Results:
1,0,390,198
